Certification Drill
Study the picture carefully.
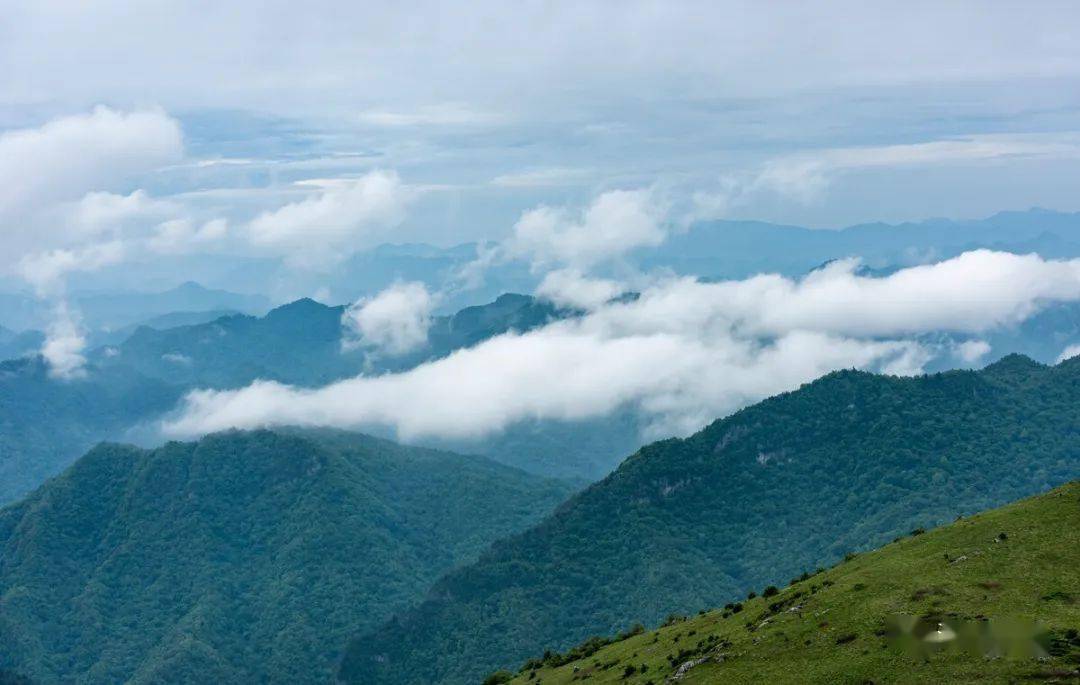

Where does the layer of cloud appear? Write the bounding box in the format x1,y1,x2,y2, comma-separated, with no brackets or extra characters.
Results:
691,134,1080,217
342,281,437,356
490,167,593,188
357,103,504,127
164,249,1080,442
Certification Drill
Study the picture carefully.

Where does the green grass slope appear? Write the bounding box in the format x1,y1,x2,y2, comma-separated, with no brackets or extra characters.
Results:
340,355,1080,685
502,481,1080,684
0,429,572,684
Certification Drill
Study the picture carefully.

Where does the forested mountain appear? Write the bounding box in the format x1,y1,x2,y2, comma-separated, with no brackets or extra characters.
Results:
0,293,578,505
340,354,1080,685
0,429,572,684
0,327,42,361
93,293,565,388
501,481,1080,684
0,357,181,504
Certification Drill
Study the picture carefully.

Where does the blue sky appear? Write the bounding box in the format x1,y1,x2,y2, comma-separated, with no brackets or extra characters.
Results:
2,0,1080,310
3,2,1080,254
6,2,1080,435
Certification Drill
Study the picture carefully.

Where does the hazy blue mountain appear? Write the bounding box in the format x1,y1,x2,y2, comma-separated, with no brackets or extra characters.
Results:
340,354,1080,685
75,281,271,332
90,309,243,347
0,429,573,684
0,282,269,334
0,327,42,361
0,357,182,504
640,208,1080,280
0,293,45,334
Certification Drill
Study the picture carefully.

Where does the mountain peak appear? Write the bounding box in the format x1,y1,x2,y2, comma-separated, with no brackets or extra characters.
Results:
981,352,1045,379
265,297,336,320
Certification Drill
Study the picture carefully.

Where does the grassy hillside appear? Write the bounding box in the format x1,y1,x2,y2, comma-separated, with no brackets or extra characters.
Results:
340,355,1080,684
499,482,1080,684
0,429,572,684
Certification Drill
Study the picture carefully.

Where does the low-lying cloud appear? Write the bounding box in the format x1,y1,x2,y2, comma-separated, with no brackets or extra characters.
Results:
342,281,437,356
164,250,1080,442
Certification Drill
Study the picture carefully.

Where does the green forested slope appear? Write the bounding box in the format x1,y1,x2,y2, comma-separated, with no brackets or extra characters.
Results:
503,482,1080,684
0,429,572,684
0,293,577,505
341,355,1080,684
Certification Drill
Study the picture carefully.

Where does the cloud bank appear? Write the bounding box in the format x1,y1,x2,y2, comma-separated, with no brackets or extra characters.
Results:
163,250,1080,442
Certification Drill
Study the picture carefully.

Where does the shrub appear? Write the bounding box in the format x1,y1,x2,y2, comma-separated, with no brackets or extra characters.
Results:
482,670,514,685
763,586,779,597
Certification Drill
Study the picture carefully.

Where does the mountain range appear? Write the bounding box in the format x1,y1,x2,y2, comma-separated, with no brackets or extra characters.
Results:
500,481,1080,684
2,352,1077,684
0,429,571,683
7,209,1080,327
0,293,583,505
340,354,1080,684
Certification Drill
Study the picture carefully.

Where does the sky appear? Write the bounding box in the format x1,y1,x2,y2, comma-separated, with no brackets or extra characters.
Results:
3,1,1080,269
5,2,1080,437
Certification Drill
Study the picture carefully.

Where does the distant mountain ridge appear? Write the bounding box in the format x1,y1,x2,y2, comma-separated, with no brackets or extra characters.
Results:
0,292,579,505
0,282,269,333
0,429,573,684
340,354,1080,684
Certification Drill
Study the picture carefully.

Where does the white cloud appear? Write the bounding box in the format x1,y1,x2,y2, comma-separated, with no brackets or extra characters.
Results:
507,188,668,269
694,251,1080,337
164,249,1080,443
165,325,916,441
0,107,182,236
954,339,992,364
67,189,178,239
342,281,436,356
41,302,88,379
246,170,409,268
535,269,624,310
149,218,229,254
688,133,1080,215
490,167,592,188
1056,343,1080,364
358,103,504,127
17,242,127,297
753,134,1080,205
